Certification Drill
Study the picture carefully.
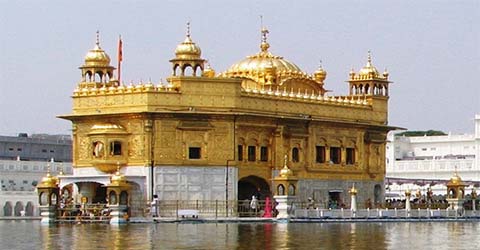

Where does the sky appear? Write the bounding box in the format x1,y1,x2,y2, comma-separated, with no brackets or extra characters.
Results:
0,0,478,136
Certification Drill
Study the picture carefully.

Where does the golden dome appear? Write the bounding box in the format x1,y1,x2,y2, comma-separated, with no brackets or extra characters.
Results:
358,51,379,77
313,63,327,83
447,171,465,186
84,32,111,67
37,173,58,188
223,27,307,82
108,164,130,188
174,22,202,60
278,155,296,178
279,165,294,178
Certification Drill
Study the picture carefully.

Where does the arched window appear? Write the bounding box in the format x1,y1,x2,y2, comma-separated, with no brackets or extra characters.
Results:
109,191,117,205
277,184,285,195
248,146,256,161
292,147,299,162
288,184,296,195
39,192,48,206
120,191,129,205
93,141,104,158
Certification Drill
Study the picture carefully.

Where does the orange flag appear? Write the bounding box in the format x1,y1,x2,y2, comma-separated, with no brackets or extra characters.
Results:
117,35,123,83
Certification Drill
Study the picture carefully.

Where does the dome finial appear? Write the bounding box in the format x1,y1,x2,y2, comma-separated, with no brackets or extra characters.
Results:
96,30,100,47
367,50,372,65
186,21,191,38
260,15,270,52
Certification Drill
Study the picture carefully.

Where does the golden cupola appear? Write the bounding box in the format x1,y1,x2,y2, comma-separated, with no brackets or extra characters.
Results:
348,51,390,97
222,27,326,95
79,31,115,88
84,39,111,67
313,62,327,86
170,22,205,77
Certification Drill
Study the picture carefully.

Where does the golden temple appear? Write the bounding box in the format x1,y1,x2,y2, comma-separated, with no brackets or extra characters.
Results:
58,24,395,214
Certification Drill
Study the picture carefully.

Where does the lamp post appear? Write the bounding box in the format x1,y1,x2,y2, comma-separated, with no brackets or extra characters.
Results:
405,189,411,217
349,184,358,217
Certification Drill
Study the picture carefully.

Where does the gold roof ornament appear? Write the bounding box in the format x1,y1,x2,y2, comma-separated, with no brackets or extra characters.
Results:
202,60,216,77
447,168,466,186
174,22,202,60
37,164,59,188
223,26,310,86
108,163,130,188
224,27,303,75
313,60,327,83
358,50,380,77
279,155,295,178
84,31,111,67
349,184,358,195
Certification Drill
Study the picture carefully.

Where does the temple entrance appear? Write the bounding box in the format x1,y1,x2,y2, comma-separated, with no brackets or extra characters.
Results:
238,175,271,200
72,182,107,205
328,190,343,209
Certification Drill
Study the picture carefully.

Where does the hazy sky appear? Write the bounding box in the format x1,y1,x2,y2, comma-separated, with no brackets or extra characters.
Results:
0,0,478,136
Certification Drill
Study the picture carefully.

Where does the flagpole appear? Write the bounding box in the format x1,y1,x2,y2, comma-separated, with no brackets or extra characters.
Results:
117,35,123,84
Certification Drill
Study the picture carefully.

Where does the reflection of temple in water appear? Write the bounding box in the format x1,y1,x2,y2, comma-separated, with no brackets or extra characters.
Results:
57,23,394,215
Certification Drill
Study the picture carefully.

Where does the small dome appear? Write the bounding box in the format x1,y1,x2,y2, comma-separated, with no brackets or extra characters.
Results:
448,171,465,186
37,173,58,188
313,63,327,82
111,169,127,183
175,36,202,59
357,51,380,78
279,165,294,178
84,33,111,67
202,61,216,77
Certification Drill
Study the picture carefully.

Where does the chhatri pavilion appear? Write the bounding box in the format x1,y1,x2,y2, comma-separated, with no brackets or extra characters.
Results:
58,24,395,215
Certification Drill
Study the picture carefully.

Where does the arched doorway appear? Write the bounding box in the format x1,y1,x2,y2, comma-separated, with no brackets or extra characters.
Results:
238,175,271,201
73,182,107,204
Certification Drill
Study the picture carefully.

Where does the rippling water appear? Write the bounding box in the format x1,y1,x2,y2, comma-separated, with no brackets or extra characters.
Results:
1,220,479,250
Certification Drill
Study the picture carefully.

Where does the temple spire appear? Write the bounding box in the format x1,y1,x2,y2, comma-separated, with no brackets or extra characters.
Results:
186,21,191,38
96,30,100,47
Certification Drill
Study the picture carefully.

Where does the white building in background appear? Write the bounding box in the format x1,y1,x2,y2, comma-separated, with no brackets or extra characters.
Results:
0,134,72,217
385,115,480,198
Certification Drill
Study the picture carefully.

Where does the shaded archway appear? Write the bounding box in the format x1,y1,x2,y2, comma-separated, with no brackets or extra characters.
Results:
238,175,271,200
14,201,24,216
25,202,34,216
3,202,12,216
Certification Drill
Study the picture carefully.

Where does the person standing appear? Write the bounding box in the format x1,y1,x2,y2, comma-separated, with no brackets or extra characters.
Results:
151,195,159,217
250,195,258,216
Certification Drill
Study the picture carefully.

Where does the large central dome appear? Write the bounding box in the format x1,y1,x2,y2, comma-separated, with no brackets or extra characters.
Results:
226,47,303,74
222,28,326,94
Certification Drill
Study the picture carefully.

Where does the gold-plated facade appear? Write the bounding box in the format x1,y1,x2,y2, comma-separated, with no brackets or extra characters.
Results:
60,26,395,205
